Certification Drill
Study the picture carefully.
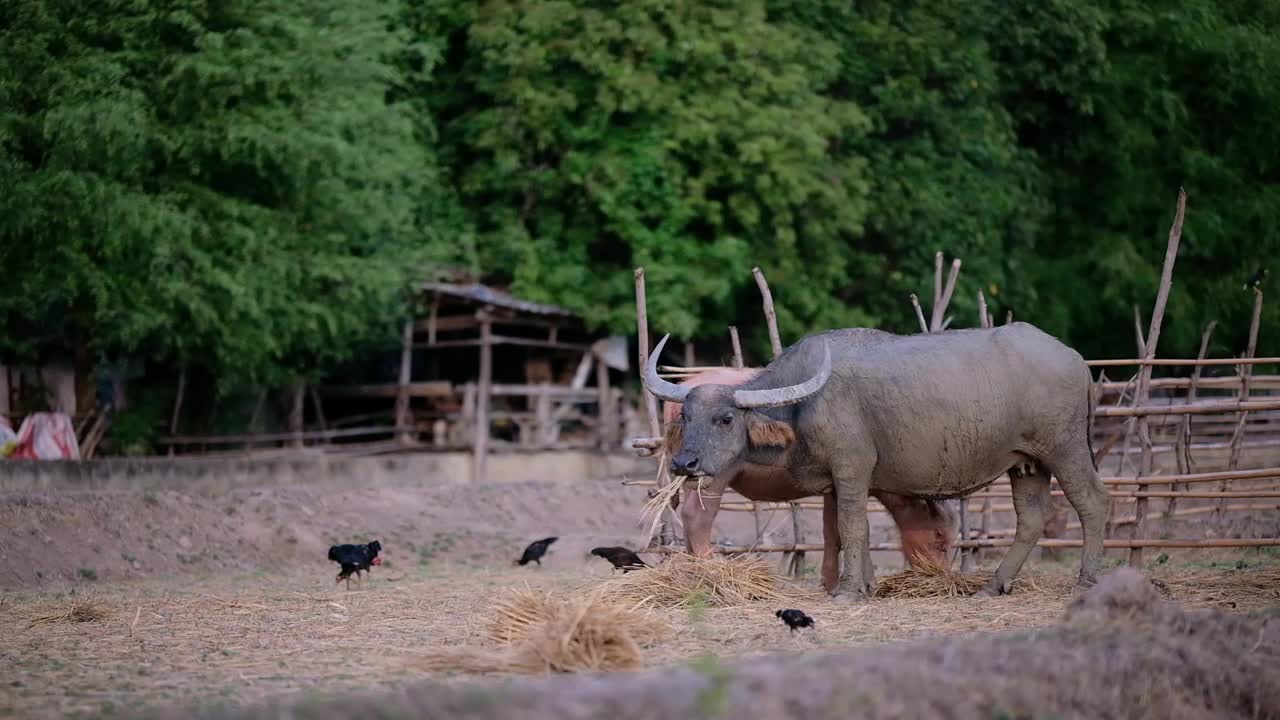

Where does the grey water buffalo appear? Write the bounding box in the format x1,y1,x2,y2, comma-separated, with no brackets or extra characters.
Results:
642,324,1108,600
659,367,956,592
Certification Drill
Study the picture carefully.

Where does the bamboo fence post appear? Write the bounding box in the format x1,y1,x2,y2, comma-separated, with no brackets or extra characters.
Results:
752,267,784,358
1223,289,1263,512
751,267,790,561
394,317,415,445
633,268,675,544
1129,188,1187,568
931,258,961,331
790,501,807,578
633,269,662,439
472,311,493,483
978,290,991,329
909,294,928,333
729,326,745,369
933,251,944,316
1170,320,1216,525
1006,310,1013,325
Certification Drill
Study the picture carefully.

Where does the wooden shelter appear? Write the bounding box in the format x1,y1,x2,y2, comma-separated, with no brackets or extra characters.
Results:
313,281,630,479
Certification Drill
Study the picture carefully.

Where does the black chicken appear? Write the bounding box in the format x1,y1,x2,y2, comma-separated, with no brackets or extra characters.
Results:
1245,267,1268,290
328,540,382,589
590,546,648,572
776,608,814,633
517,537,558,566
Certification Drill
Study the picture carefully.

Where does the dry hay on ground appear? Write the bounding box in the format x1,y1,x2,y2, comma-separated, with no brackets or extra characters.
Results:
874,552,995,598
145,569,1280,720
594,553,814,609
416,587,670,674
26,595,113,627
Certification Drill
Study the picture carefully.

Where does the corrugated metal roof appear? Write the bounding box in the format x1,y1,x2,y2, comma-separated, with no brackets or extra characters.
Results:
422,282,577,318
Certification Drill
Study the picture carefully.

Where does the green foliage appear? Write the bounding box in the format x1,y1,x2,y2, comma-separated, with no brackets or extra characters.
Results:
0,0,457,383
3,0,1278,401
416,0,874,342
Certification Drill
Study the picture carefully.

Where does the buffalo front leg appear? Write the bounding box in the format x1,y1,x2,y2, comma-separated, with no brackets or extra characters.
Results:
832,478,873,601
679,476,727,558
1050,447,1110,589
978,467,1050,596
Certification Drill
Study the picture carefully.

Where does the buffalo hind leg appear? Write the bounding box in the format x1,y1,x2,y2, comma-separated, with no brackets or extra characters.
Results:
977,466,1051,597
1049,447,1109,589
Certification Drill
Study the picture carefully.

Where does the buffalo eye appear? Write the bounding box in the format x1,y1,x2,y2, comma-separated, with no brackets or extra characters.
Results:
716,414,733,427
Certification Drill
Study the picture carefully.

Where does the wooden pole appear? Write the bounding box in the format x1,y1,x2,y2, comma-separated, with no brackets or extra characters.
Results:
168,367,187,457
309,386,328,437
1129,188,1187,568
289,380,305,448
394,317,415,445
1223,289,1264,511
729,326,744,369
790,502,806,578
977,290,990,329
931,258,962,332
596,352,614,450
1006,310,1013,325
535,383,553,446
909,294,928,333
1095,398,1280,417
633,269,662,438
472,311,493,483
933,251,943,318
1170,320,1216,524
752,267,784,358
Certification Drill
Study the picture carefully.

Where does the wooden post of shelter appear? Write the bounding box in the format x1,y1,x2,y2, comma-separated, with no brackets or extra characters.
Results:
394,316,415,445
168,367,187,457
1129,189,1187,568
289,380,305,448
595,348,614,450
472,310,493,483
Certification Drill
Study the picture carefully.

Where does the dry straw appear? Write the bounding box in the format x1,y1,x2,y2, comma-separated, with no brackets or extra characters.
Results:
417,587,670,674
27,596,113,627
874,553,1003,599
596,553,814,609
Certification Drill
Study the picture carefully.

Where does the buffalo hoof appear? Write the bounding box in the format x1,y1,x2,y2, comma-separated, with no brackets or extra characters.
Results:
975,579,1012,598
829,582,873,603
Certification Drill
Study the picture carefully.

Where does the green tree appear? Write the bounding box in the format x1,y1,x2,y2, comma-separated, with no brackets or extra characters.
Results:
0,0,455,390
412,0,874,345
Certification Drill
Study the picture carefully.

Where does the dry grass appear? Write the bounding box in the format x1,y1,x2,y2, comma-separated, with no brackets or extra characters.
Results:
593,553,814,610
4,556,1279,719
415,587,670,674
875,552,997,598
26,595,113,627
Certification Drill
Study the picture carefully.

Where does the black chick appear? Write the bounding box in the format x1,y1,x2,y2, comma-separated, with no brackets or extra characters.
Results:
328,540,382,590
776,608,814,633
517,537,558,566
590,546,649,572
1245,267,1268,290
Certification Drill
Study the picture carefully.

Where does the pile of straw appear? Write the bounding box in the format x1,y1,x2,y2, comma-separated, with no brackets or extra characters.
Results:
597,553,811,610
874,554,996,599
27,596,112,627
418,588,669,674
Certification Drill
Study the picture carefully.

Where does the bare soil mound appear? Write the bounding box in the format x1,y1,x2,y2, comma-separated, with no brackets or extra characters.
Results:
146,569,1280,720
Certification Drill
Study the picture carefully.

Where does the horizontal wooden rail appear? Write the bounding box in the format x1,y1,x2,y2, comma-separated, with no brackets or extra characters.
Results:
161,425,397,446
1095,399,1280,417
652,537,1280,555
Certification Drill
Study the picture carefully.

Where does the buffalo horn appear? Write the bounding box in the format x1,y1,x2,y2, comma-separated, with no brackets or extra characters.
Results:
733,341,831,408
641,334,691,403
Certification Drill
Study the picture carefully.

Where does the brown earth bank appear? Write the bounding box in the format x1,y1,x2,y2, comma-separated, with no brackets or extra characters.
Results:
142,570,1280,720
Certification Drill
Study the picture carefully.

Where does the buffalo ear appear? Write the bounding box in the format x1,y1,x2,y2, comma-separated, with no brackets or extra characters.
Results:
747,416,796,448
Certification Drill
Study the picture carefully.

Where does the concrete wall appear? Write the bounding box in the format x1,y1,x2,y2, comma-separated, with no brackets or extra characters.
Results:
0,450,653,494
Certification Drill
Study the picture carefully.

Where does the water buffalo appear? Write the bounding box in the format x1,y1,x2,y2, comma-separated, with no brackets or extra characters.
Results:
642,324,1108,600
659,367,956,592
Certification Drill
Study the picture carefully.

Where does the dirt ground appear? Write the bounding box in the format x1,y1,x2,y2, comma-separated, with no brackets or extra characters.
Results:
2,475,1279,719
